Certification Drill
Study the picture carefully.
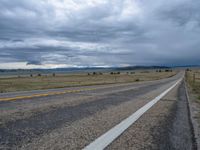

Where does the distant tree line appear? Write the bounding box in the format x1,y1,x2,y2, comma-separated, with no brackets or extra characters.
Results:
87,72,103,75
87,71,137,75
156,69,173,72
29,73,56,77
110,72,121,75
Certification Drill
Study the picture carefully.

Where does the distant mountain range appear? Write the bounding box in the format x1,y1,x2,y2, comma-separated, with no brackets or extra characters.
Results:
0,65,199,74
0,66,170,73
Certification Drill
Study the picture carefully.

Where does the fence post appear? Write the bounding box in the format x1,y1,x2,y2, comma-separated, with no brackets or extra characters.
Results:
185,70,187,79
193,73,195,84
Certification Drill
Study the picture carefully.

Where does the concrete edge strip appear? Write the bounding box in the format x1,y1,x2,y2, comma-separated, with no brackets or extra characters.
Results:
83,78,182,150
184,79,198,150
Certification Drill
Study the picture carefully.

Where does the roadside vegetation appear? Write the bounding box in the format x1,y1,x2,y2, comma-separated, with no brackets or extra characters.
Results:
0,70,176,93
186,69,200,137
186,69,200,102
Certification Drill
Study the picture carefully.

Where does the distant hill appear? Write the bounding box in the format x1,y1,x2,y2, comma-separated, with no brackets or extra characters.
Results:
0,66,171,75
0,66,169,71
114,66,170,71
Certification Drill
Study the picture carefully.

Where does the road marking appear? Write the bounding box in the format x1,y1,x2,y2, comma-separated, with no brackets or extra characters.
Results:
0,88,96,102
83,78,182,150
0,80,151,102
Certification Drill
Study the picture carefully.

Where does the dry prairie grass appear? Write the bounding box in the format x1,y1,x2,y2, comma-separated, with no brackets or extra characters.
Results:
0,71,176,93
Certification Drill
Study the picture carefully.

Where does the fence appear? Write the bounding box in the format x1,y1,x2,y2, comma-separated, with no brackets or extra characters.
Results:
191,72,200,83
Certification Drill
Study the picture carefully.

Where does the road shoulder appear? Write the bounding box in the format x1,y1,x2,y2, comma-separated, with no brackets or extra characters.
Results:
186,81,200,149
107,81,195,150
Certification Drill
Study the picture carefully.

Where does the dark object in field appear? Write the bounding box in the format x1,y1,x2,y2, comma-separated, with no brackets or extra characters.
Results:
186,68,191,72
110,72,120,75
165,69,173,72
156,70,162,72
141,71,149,73
135,79,140,82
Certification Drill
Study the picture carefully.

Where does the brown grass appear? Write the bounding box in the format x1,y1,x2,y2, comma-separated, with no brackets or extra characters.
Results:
186,70,200,103
0,71,177,93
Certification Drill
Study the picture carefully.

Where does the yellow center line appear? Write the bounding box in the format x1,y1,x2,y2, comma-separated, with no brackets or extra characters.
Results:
0,88,96,102
0,84,123,102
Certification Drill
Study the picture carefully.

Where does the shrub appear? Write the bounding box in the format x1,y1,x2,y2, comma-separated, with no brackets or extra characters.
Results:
186,68,191,72
135,78,140,82
165,69,173,72
141,71,149,73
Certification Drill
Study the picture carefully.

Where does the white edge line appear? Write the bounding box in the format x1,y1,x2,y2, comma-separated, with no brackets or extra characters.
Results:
83,78,182,150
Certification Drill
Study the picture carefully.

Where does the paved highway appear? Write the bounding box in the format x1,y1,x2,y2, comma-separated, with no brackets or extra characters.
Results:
0,72,196,150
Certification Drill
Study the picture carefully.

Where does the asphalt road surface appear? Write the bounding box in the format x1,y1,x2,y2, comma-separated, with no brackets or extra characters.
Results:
0,72,196,150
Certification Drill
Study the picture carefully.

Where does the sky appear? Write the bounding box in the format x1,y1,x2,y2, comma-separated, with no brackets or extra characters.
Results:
0,0,200,69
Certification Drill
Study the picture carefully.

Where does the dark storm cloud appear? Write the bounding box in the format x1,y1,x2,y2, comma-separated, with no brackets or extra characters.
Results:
0,0,200,68
160,1,200,27
26,60,42,65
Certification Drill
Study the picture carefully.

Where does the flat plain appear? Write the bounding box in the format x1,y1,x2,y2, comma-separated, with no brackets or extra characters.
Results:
0,70,176,93
0,70,196,150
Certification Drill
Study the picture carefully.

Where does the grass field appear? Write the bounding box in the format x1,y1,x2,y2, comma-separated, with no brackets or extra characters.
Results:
0,71,177,93
186,69,200,139
186,69,200,102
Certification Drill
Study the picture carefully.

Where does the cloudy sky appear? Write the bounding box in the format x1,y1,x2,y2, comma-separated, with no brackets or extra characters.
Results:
0,0,199,69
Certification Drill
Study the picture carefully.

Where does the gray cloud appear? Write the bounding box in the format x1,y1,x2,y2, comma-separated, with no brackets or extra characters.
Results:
0,0,200,68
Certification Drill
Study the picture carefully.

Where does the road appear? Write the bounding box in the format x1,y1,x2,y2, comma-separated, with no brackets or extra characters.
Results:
0,72,196,150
